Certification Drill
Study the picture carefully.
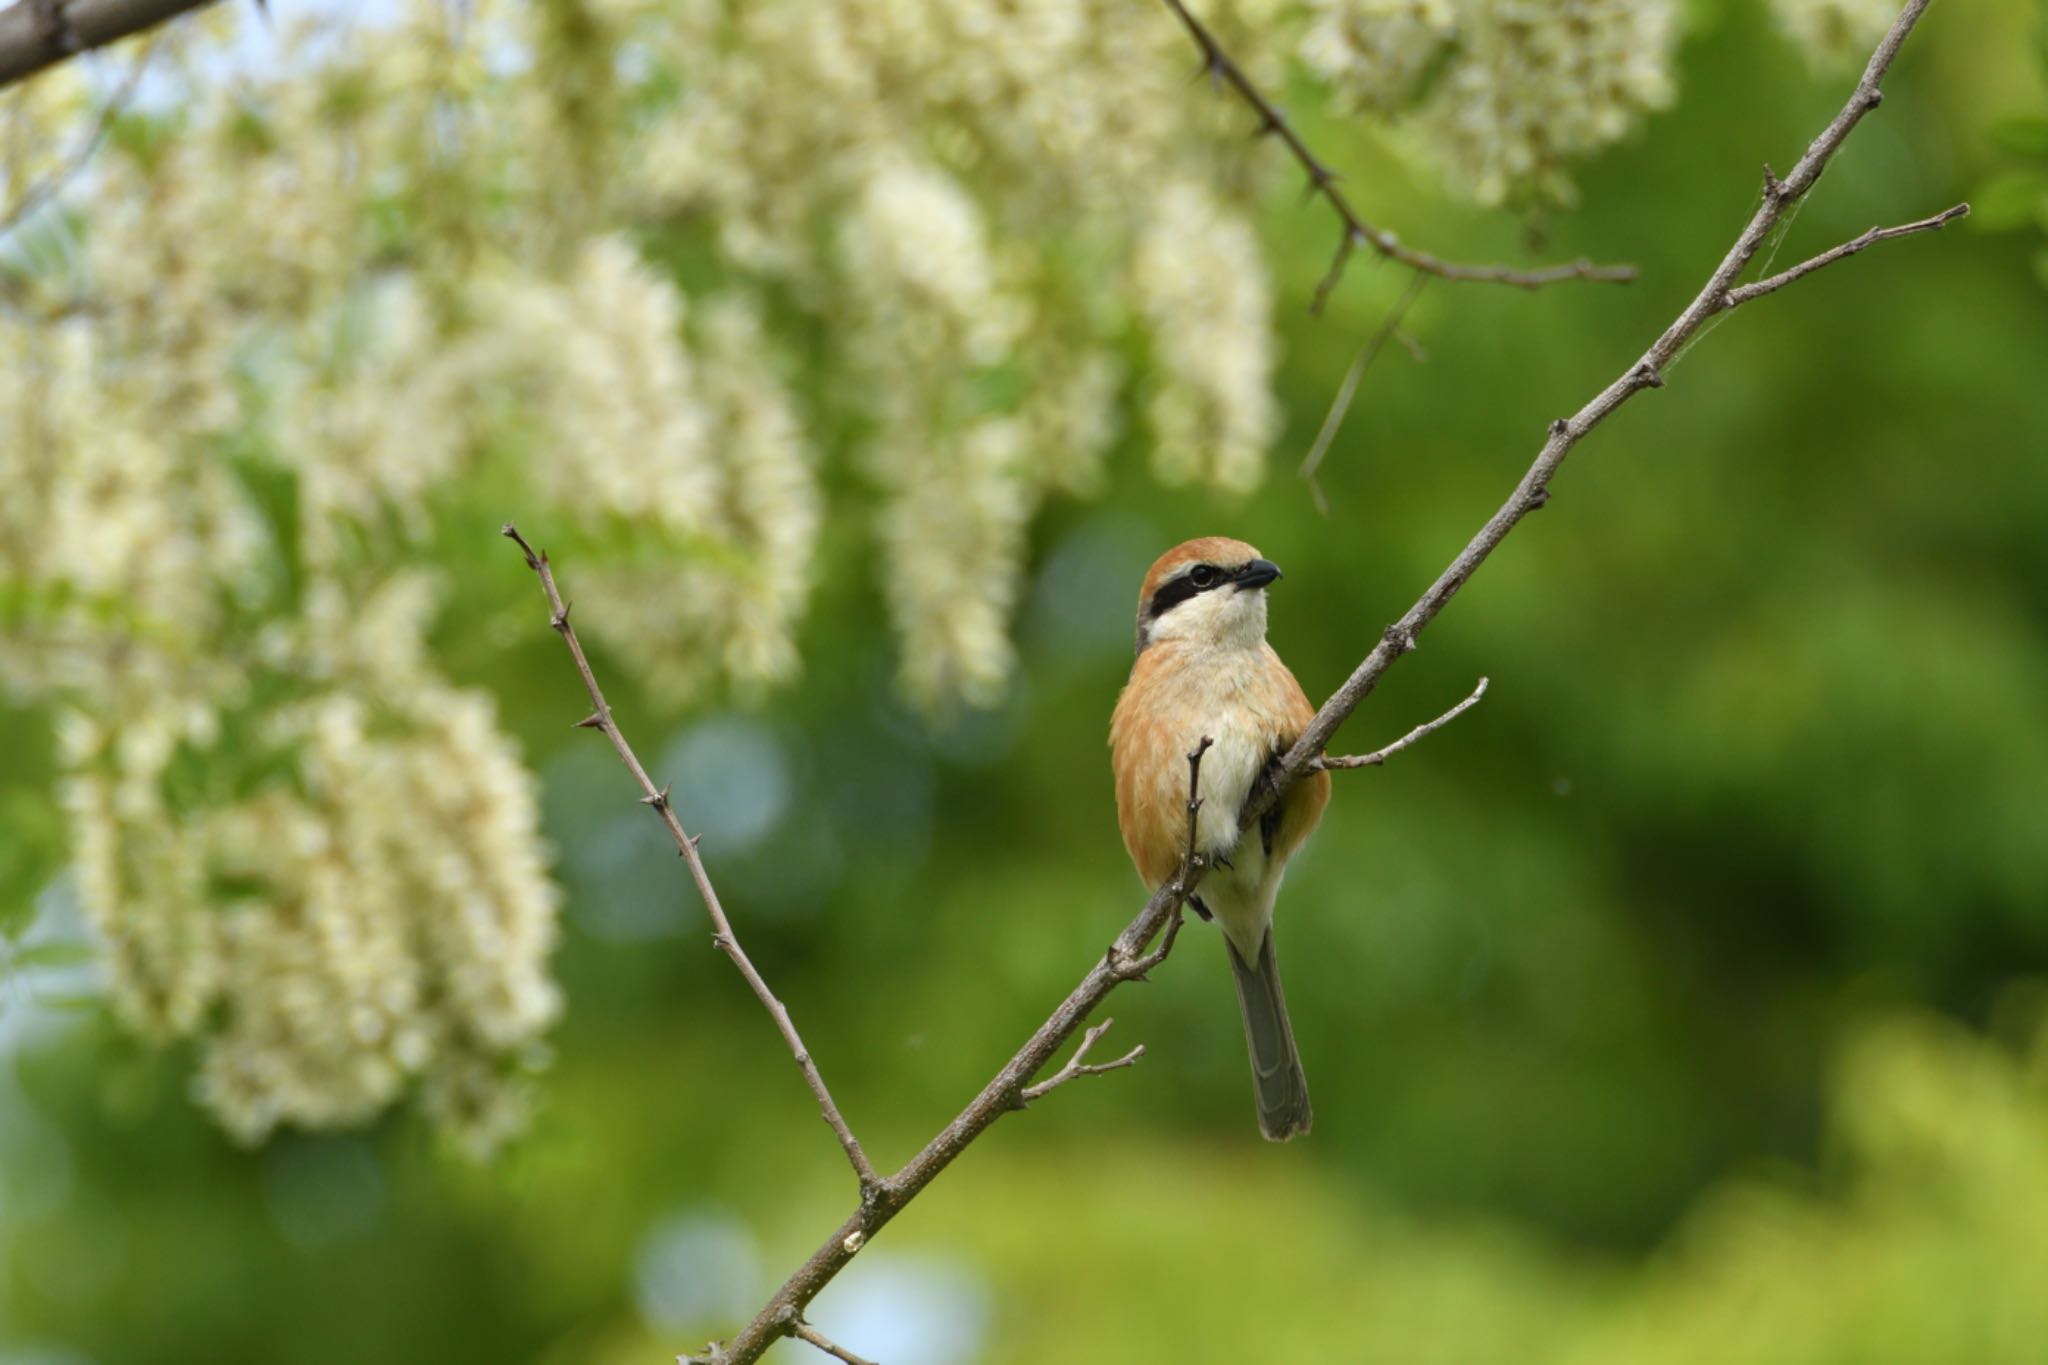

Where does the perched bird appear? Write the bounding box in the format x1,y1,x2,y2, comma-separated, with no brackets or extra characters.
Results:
1110,536,1330,1140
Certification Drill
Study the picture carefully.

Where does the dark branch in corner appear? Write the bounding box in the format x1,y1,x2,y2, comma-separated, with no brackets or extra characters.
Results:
0,0,218,89
0,33,155,233
1160,0,1637,310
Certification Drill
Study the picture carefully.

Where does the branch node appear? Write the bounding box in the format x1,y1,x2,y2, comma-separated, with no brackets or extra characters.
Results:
641,783,672,811
1382,623,1417,654
1547,417,1570,438
1631,361,1666,390
574,711,606,730
1526,485,1552,511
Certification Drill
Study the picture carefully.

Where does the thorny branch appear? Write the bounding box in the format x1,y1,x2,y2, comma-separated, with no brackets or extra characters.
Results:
501,524,885,1203
514,4,1959,1362
1159,0,1636,309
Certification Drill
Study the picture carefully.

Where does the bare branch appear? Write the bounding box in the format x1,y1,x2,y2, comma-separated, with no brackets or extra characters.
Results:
501,524,884,1202
1020,1018,1146,1103
1160,0,1636,306
1246,0,1961,832
1723,203,1969,307
0,0,218,89
1301,269,1431,514
1317,677,1488,771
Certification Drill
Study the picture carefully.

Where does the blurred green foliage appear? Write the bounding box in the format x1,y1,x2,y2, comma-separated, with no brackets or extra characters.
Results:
4,0,2048,1361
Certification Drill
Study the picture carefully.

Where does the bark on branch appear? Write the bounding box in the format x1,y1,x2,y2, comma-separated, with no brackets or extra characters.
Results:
0,0,215,89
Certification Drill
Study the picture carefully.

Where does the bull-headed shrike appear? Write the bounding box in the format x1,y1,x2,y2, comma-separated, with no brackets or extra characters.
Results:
1110,536,1330,1140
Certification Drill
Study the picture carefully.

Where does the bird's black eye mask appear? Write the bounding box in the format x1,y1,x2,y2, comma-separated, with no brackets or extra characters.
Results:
1146,563,1228,619
1144,558,1281,620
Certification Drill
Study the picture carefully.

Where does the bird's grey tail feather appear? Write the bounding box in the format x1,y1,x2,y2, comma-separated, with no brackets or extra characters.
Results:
1225,928,1312,1141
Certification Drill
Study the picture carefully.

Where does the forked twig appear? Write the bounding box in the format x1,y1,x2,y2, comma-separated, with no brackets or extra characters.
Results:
1160,0,1636,309
1020,1018,1147,1102
1317,677,1489,770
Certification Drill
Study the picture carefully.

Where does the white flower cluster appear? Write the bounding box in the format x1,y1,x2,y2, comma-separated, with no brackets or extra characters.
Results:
641,0,1286,700
54,577,560,1153
1299,0,1681,207
1766,0,1897,70
1136,180,1281,494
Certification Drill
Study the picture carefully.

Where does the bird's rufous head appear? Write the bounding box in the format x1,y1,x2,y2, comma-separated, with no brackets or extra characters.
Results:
1133,536,1283,655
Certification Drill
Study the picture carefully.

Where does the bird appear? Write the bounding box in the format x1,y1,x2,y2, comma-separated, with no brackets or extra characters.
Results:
1109,536,1330,1140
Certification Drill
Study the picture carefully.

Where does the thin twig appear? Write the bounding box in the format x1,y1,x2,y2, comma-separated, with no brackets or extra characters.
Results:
0,34,155,236
1111,735,1212,982
1723,203,1968,307
1301,269,1430,514
1317,677,1488,770
1160,0,1636,308
1245,0,1960,830
501,524,885,1203
624,5,1959,1361
785,1316,878,1365
1020,1018,1146,1102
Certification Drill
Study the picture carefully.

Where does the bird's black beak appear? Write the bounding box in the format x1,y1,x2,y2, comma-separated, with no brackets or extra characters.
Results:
1234,559,1282,590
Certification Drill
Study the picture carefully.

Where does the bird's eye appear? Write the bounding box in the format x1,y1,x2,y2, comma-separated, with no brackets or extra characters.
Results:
1188,565,1220,590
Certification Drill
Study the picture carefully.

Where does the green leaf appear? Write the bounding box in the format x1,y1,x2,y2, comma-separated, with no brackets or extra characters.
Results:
29,992,105,1013
14,941,98,971
0,790,65,936
1987,116,2048,158
1971,170,2048,231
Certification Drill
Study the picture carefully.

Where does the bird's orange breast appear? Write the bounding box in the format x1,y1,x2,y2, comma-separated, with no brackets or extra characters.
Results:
1110,639,1329,888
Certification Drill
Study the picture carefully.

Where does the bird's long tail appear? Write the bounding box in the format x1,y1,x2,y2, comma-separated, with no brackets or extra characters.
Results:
1225,927,1312,1141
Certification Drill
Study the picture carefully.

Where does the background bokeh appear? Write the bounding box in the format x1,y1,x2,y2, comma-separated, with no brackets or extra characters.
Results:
4,0,2048,1362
